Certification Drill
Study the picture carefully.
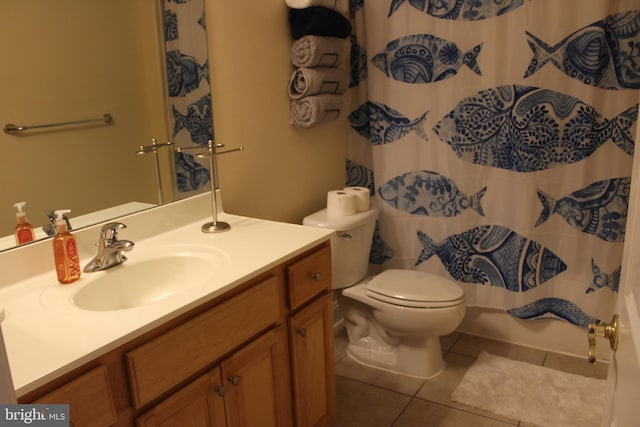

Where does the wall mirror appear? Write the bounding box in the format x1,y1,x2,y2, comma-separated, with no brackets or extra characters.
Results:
0,0,211,251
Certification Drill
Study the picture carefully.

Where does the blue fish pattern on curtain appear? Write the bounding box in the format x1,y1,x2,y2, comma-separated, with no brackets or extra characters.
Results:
433,85,638,172
350,1,366,87
166,51,209,97
164,0,213,193
175,151,209,193
587,260,621,294
164,10,179,40
416,226,567,290
347,2,639,326
379,170,485,217
535,177,630,242
507,298,599,327
172,95,213,146
350,38,368,87
349,101,429,144
371,34,482,83
524,10,640,90
345,160,395,265
388,0,525,20
370,222,396,265
346,159,374,191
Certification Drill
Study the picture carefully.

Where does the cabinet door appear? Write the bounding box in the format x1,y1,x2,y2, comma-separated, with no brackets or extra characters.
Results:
288,294,336,427
34,366,116,427
221,326,293,427
136,369,226,427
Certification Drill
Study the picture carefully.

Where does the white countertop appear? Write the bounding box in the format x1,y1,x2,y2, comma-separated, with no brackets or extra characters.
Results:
0,197,333,396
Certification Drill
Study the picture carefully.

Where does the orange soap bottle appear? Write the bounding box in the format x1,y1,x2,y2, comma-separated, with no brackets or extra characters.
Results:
52,209,81,284
13,201,35,245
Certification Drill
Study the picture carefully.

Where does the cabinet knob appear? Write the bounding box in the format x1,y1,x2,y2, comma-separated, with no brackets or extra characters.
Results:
228,375,241,386
296,328,307,337
214,386,228,397
311,272,322,282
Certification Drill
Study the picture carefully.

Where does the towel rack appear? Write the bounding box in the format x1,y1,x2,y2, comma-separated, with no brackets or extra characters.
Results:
177,141,245,233
136,139,174,204
3,113,113,135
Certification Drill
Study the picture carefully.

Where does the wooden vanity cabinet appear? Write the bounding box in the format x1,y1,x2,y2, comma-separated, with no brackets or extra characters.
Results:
33,365,117,427
19,241,335,427
136,327,291,427
286,244,336,427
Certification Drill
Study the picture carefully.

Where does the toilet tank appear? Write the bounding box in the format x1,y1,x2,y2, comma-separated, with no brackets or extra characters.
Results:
303,208,378,289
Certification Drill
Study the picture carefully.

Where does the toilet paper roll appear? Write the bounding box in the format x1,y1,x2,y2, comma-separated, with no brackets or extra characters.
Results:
343,186,370,212
327,190,358,217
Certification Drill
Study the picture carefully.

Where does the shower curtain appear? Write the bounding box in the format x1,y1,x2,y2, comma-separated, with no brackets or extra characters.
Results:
346,0,640,326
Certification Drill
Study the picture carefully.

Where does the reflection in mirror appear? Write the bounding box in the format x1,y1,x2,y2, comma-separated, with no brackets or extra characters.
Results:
0,0,216,251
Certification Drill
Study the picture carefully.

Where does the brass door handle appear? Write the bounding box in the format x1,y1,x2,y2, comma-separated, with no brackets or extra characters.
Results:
588,314,618,364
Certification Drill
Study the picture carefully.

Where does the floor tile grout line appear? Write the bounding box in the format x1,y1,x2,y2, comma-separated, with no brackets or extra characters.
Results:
406,397,521,426
408,385,521,425
389,397,417,427
334,373,426,399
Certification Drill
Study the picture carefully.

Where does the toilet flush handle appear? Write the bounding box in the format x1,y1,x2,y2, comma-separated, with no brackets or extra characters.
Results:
339,232,352,240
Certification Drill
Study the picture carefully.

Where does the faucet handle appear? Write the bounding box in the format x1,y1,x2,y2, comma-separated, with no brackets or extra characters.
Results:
99,222,127,243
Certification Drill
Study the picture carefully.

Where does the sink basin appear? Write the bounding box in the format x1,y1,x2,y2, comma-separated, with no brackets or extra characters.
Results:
73,254,218,311
38,245,230,313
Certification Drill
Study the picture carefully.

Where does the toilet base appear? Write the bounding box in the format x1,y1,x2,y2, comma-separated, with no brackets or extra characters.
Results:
345,335,445,379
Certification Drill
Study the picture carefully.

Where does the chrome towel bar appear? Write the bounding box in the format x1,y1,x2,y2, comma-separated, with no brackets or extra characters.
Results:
4,113,113,135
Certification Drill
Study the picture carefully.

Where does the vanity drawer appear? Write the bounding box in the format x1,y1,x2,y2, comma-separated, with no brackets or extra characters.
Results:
287,244,332,311
34,365,116,427
126,275,283,409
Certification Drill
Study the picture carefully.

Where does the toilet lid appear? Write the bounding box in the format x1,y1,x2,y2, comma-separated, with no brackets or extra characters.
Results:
366,269,464,308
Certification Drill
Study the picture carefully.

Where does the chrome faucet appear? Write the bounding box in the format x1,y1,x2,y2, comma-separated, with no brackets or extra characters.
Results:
83,222,134,273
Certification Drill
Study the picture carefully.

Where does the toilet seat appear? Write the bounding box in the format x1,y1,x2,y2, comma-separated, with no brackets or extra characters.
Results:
366,269,464,308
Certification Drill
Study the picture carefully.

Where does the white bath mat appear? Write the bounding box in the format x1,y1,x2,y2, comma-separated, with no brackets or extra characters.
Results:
451,351,606,427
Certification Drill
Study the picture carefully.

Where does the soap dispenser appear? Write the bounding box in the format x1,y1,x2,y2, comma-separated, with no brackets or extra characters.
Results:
52,209,81,284
13,201,35,245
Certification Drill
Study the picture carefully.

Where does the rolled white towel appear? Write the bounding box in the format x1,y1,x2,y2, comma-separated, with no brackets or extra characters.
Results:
288,67,349,99
285,0,348,16
290,35,350,68
290,94,346,128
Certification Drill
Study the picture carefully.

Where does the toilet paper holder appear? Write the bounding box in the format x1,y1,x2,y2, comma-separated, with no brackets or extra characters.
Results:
177,140,244,233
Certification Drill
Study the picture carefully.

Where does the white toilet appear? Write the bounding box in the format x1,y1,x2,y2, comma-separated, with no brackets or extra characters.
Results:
303,207,466,378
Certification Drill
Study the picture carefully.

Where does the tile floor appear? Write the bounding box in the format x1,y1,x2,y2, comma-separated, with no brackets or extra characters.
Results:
332,330,608,427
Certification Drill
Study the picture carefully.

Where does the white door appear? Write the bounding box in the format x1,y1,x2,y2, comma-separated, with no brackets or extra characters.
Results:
602,103,640,426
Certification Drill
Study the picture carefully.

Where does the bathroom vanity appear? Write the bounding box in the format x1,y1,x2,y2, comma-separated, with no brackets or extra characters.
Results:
0,194,336,427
